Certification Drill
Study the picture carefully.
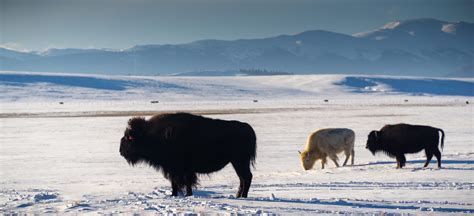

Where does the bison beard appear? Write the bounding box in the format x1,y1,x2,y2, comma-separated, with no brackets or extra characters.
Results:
366,123,445,168
119,113,257,198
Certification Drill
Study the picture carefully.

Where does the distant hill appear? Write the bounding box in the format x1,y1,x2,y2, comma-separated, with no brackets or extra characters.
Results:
1,72,472,103
1,18,472,77
174,69,292,76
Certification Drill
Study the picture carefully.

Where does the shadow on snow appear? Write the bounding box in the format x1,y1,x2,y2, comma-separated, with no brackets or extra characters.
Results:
353,159,474,170
338,76,474,96
246,196,474,213
0,73,185,91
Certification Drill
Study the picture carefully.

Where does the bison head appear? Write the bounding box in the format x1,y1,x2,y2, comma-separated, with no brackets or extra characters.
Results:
366,130,380,155
299,150,317,170
120,117,148,165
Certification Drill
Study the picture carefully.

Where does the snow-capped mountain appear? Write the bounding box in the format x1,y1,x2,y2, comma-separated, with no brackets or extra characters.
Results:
1,19,472,77
354,18,473,50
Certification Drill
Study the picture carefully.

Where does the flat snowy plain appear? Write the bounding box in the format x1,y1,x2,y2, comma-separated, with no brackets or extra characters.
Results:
0,72,473,215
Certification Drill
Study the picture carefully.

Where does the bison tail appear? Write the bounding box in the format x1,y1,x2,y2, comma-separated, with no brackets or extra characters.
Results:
249,134,257,169
439,129,445,151
247,124,257,169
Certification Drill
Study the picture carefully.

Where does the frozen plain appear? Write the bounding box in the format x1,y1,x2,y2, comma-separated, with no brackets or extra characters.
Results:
0,72,473,215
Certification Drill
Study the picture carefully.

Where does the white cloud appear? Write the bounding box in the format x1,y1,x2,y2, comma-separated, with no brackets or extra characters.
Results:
382,21,400,30
442,24,456,34
0,42,30,52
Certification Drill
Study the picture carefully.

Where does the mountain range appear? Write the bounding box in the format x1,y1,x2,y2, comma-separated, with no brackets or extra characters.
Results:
1,18,473,77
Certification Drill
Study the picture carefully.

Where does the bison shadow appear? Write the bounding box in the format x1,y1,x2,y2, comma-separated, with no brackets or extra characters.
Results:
245,196,474,213
190,190,222,198
354,160,474,170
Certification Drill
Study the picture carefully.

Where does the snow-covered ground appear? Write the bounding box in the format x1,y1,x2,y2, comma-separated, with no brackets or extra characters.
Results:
1,72,473,215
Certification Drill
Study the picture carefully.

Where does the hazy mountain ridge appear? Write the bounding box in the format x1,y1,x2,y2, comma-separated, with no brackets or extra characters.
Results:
1,18,472,77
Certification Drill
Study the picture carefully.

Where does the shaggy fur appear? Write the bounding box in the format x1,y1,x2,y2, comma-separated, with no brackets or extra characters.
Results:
299,128,355,170
366,123,445,168
119,113,257,198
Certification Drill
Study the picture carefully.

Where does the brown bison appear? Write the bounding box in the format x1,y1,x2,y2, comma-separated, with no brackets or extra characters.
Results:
119,113,256,198
366,123,445,168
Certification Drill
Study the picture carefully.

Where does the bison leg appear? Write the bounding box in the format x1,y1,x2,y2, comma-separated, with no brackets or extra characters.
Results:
185,185,193,196
433,148,442,168
332,160,340,167
396,155,406,168
321,157,327,169
342,151,351,166
342,156,349,166
231,161,253,198
171,181,181,196
351,149,355,165
328,154,340,167
184,173,197,196
424,149,434,167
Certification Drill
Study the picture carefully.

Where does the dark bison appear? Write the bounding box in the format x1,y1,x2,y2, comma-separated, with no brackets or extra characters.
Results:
366,123,445,168
119,112,257,198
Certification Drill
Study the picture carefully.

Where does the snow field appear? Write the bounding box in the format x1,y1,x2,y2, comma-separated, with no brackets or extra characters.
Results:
0,72,473,214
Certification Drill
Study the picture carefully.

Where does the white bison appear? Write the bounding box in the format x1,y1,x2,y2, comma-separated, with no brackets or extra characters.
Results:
299,128,355,170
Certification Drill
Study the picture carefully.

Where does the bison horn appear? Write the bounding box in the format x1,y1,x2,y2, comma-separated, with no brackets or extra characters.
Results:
298,150,302,154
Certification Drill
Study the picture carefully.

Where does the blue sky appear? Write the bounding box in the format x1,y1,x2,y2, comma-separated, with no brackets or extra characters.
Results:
1,0,473,51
